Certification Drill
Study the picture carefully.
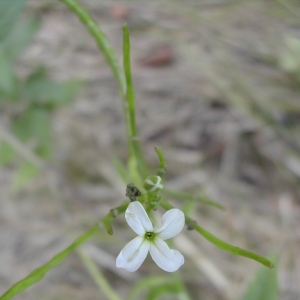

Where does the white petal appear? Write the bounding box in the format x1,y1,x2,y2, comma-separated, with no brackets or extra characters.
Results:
125,201,153,236
116,236,150,272
149,238,184,272
154,209,185,240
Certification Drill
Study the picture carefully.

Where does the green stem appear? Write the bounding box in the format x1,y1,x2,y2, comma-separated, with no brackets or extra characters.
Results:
58,0,136,163
161,189,225,210
122,24,148,179
102,201,129,235
0,225,99,300
127,276,172,299
0,200,130,300
160,199,274,269
59,0,148,180
58,0,125,95
276,0,299,18
77,248,121,300
173,273,192,300
154,147,167,179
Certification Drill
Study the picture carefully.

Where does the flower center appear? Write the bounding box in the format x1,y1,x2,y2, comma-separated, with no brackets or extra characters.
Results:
144,231,155,241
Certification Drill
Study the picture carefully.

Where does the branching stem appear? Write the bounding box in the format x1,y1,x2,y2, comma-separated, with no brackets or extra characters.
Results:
160,199,274,269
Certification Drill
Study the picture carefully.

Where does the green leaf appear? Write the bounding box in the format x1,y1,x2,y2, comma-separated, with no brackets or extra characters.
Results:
0,19,39,60
111,156,128,183
12,161,39,191
127,155,142,186
154,146,166,179
0,50,16,98
23,70,80,107
0,0,28,41
59,0,126,95
161,200,274,268
182,201,196,216
0,142,16,165
0,225,99,300
77,248,121,300
194,222,274,268
11,108,52,159
161,189,225,210
146,282,190,300
146,284,175,300
243,256,278,300
26,66,47,82
128,276,172,300
12,108,50,140
123,24,148,180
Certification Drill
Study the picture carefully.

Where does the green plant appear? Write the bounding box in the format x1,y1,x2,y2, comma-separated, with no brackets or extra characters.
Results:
242,256,278,300
279,36,300,82
0,1,275,299
0,0,79,190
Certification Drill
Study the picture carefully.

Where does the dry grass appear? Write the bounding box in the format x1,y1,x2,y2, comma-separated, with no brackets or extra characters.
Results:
1,0,300,299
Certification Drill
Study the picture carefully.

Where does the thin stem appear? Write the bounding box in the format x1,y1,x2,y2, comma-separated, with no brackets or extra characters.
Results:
122,24,148,179
58,0,125,95
0,200,130,299
77,248,121,300
161,189,225,210
154,147,167,179
102,201,129,235
276,0,299,18
58,0,134,159
160,199,274,269
173,273,192,300
0,225,99,300
59,0,148,180
127,276,172,299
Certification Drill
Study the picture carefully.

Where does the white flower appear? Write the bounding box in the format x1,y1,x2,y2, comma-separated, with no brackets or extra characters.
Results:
116,201,185,272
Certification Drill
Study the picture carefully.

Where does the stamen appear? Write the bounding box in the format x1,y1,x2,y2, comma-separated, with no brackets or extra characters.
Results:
145,232,154,240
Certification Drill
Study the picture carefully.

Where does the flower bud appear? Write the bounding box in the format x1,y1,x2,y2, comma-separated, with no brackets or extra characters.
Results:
143,175,163,193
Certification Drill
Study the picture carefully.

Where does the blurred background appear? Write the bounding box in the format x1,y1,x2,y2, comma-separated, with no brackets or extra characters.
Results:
0,0,300,299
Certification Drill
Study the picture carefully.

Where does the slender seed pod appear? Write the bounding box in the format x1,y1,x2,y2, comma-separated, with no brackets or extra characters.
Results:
143,175,163,193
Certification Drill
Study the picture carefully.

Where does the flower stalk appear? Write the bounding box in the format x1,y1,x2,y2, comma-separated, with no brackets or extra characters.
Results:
154,147,167,179
160,199,274,269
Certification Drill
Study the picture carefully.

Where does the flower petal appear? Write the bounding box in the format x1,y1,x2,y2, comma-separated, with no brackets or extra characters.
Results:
116,236,150,272
125,201,153,236
154,209,185,240
149,238,184,272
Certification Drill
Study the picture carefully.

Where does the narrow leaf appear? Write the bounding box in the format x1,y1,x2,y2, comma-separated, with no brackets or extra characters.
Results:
77,248,121,300
1,19,39,60
161,200,274,268
128,276,172,300
0,225,99,300
243,256,278,300
111,156,128,183
154,147,167,179
58,0,125,95
12,162,39,191
0,142,16,165
192,223,274,268
161,189,225,210
11,108,52,159
23,71,80,107
0,0,28,41
123,24,148,180
0,50,16,97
